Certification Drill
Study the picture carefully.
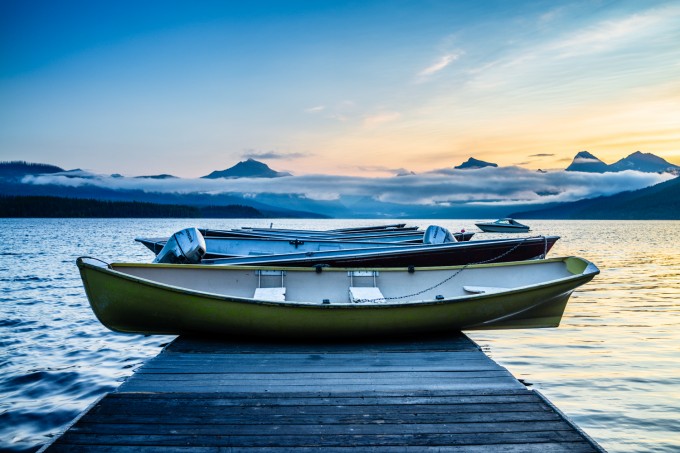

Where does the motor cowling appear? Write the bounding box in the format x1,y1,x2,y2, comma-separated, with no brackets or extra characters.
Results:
423,225,457,244
154,227,207,264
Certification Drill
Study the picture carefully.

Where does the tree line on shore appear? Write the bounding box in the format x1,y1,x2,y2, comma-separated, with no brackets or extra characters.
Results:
0,196,265,218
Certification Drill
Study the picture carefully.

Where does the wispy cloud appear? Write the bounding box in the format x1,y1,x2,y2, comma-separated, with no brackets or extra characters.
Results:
417,52,462,80
572,156,601,164
549,10,669,58
464,4,680,94
352,165,414,176
538,7,564,25
242,150,310,160
308,100,356,122
305,105,325,113
363,111,401,128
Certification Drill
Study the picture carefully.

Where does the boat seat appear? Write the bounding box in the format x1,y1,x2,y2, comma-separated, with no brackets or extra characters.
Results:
463,286,508,294
254,287,286,301
349,286,386,303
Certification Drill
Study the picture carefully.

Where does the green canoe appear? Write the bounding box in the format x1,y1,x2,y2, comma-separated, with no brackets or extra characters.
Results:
77,256,599,338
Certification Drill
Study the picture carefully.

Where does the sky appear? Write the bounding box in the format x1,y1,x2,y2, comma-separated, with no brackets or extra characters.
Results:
2,0,680,178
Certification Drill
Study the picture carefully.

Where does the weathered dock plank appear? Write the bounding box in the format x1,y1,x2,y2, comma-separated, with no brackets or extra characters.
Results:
41,334,605,452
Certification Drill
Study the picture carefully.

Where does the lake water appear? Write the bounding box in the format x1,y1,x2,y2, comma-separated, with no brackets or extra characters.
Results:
1,218,678,452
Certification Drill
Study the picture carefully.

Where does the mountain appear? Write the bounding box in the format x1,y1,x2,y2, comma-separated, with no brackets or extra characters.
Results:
509,175,680,219
5,157,678,219
565,151,609,173
565,151,679,173
0,178,326,218
609,151,680,173
202,159,292,179
0,195,265,218
454,157,498,170
0,161,65,178
134,174,179,179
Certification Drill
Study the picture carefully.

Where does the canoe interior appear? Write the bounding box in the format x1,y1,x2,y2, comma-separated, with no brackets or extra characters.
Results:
109,257,586,306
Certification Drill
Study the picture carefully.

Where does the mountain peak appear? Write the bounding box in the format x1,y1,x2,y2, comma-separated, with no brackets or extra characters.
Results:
454,157,498,170
574,150,599,159
610,151,679,173
202,159,292,179
565,151,609,172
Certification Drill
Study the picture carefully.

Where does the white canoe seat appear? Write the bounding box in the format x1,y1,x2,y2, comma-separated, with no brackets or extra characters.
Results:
463,286,508,294
349,286,386,303
254,287,286,301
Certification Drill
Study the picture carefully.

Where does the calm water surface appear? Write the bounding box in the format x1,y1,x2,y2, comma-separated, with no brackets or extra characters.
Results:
1,219,678,452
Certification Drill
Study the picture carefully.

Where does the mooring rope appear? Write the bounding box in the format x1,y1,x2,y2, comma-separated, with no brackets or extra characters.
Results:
355,235,547,303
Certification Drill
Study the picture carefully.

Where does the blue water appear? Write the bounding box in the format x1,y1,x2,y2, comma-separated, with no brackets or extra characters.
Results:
1,218,678,452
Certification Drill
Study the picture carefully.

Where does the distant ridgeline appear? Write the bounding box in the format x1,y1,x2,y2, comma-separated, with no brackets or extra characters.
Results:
510,174,680,220
0,161,65,177
0,196,265,218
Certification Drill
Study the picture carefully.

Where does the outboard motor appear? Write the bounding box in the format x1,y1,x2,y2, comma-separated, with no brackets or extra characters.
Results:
154,228,207,264
423,225,457,244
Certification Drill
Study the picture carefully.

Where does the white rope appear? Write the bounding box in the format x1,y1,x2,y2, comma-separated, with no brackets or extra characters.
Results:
354,235,547,303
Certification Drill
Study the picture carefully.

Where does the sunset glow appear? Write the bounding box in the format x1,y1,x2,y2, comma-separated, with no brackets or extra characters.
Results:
1,1,679,177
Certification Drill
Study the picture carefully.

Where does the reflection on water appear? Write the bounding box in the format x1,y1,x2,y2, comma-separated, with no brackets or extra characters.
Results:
468,220,680,453
1,219,679,452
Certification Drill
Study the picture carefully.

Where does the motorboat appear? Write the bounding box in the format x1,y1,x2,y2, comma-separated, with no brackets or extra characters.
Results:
200,236,559,267
195,224,475,243
475,218,530,233
142,228,558,267
137,226,475,259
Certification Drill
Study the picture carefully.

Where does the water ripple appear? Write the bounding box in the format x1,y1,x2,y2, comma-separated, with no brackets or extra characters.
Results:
1,218,679,453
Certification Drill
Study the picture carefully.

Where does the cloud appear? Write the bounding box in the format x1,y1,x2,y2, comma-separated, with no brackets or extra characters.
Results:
363,111,401,128
463,4,680,95
307,100,357,122
242,150,310,160
22,166,672,208
549,8,672,58
572,156,601,164
305,105,325,113
538,7,564,25
351,165,414,175
529,153,554,157
418,52,462,78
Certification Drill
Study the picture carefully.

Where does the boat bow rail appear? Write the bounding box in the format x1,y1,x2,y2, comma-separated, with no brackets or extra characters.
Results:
77,256,112,269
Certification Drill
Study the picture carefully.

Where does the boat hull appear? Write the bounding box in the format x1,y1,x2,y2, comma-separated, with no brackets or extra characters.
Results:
199,228,428,243
476,224,530,233
203,236,559,267
77,256,598,339
137,235,547,265
198,229,474,243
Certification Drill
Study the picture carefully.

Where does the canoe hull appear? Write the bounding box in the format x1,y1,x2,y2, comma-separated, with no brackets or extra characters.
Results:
78,257,597,339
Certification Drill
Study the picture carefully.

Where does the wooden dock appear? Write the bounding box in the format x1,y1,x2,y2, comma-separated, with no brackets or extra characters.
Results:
42,334,605,452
